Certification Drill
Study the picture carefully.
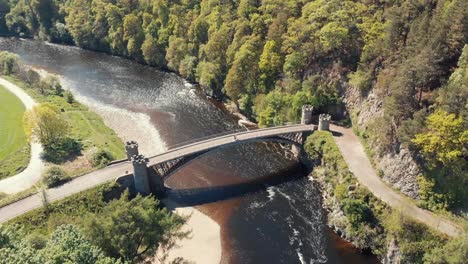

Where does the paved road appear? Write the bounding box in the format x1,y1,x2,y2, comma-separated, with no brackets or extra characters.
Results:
331,124,462,237
0,78,44,194
0,124,314,223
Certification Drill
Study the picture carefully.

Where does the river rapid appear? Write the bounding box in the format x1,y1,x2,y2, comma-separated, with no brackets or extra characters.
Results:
0,38,379,264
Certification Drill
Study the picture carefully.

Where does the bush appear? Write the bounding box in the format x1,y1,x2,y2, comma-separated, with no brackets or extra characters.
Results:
91,149,113,168
42,166,69,188
64,90,74,104
43,137,82,163
342,198,373,228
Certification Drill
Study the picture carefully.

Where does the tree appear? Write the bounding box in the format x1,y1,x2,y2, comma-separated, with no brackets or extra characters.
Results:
412,110,467,166
23,103,69,147
0,51,20,75
40,225,117,264
84,192,188,263
424,232,468,264
42,166,68,188
0,225,118,264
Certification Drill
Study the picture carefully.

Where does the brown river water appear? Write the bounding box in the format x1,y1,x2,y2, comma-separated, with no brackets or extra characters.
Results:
0,37,380,264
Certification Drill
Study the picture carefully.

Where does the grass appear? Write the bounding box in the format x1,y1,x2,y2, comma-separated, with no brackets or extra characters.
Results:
0,75,125,204
7,182,125,234
3,76,125,165
0,85,30,179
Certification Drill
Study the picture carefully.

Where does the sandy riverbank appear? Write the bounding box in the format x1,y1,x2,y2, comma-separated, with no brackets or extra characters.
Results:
0,78,44,194
161,199,222,264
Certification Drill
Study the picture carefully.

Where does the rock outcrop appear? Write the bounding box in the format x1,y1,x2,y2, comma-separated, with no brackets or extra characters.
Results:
343,84,421,199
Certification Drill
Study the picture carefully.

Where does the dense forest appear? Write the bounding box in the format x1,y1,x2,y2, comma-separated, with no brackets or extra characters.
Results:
1,0,467,211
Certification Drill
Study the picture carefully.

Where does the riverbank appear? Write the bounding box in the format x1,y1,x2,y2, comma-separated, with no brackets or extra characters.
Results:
304,131,464,263
161,199,222,263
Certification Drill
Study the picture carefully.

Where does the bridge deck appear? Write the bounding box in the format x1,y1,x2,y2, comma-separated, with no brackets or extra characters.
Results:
147,124,315,167
0,124,314,223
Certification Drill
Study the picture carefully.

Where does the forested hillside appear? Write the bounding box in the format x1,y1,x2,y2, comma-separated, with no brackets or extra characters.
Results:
1,0,466,212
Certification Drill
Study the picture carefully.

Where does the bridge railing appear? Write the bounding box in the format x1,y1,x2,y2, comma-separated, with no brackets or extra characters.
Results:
146,123,311,161
165,128,248,151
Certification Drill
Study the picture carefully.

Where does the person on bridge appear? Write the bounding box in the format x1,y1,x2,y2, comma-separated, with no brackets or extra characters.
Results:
234,135,237,141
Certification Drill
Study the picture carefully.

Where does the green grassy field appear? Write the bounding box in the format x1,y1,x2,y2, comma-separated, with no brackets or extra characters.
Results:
3,76,125,172
0,85,30,179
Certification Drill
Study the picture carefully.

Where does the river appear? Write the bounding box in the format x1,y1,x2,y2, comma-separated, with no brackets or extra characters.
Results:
0,38,379,264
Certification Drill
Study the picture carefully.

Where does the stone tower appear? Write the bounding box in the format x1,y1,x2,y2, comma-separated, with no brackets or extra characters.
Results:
131,154,151,195
301,105,314,125
318,114,331,131
125,141,139,160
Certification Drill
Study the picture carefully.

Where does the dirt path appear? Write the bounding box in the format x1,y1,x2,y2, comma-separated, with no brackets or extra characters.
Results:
330,124,462,237
0,78,44,194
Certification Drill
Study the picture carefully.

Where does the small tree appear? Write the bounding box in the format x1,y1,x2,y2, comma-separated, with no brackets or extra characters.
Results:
91,149,113,168
84,192,189,263
23,103,69,147
64,90,74,104
42,166,68,188
412,110,467,167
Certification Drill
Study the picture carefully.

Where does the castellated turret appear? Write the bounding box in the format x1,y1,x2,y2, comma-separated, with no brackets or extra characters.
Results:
318,114,331,131
131,154,151,195
301,105,314,125
125,141,139,160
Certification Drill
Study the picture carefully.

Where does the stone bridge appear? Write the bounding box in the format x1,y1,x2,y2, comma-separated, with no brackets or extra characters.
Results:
125,106,332,195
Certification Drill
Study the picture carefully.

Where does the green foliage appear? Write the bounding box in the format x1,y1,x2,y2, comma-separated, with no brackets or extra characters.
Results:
342,198,373,228
83,191,188,263
0,51,20,75
0,224,119,263
383,212,446,264
412,110,467,167
64,90,74,104
42,166,69,188
91,149,113,168
424,233,468,264
43,137,82,164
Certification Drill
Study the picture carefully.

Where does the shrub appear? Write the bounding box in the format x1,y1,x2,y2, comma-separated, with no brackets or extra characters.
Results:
334,184,347,201
42,166,69,188
43,137,82,163
64,90,74,104
342,198,373,228
91,149,113,168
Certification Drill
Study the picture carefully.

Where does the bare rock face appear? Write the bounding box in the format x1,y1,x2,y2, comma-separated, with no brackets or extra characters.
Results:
343,84,421,199
377,148,421,199
383,238,401,264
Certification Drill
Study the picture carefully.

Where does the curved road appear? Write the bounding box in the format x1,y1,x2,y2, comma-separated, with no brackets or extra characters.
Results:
0,78,44,194
331,124,461,237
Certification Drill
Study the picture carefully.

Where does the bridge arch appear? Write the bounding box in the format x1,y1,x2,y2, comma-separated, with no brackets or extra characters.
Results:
152,135,306,183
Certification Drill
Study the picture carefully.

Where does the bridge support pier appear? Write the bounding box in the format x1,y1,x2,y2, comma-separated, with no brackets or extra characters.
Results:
318,114,331,131
131,154,151,195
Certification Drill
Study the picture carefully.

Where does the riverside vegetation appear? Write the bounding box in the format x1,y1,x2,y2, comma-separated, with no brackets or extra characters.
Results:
0,0,467,262
305,131,467,264
1,0,465,213
0,52,125,200
1,183,189,263
0,54,189,263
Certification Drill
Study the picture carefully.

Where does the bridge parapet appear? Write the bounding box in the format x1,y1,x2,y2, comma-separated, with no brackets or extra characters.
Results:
131,154,151,195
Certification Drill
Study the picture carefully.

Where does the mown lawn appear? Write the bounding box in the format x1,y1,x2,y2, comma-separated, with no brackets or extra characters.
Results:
2,76,125,176
0,85,30,179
